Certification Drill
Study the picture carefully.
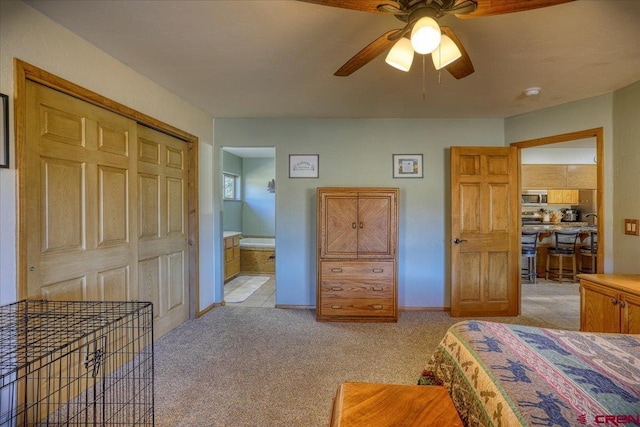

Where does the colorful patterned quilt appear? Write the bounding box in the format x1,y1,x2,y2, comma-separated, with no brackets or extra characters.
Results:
419,321,640,427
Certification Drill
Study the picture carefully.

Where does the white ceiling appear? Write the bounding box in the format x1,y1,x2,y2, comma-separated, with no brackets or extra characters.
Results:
22,0,640,119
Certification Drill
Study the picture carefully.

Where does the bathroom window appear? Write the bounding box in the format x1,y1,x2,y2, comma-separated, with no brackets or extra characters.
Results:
223,173,240,200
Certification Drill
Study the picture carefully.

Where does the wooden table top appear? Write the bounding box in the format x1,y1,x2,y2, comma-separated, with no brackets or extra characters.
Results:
329,382,463,427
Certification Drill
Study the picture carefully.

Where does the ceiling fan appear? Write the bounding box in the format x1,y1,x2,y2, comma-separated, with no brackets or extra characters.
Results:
298,0,574,79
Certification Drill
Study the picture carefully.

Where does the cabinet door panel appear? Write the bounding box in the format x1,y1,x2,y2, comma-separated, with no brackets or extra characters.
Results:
580,281,621,332
358,194,395,258
567,165,597,189
322,195,358,258
621,292,640,334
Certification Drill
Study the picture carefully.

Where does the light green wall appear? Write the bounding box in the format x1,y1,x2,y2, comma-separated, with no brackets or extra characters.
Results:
612,81,640,273
242,158,276,237
215,118,505,307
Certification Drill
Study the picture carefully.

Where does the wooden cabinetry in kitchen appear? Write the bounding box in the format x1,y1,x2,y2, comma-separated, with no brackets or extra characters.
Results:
224,233,241,281
317,187,398,322
521,164,596,190
566,165,597,189
578,274,640,333
547,188,579,205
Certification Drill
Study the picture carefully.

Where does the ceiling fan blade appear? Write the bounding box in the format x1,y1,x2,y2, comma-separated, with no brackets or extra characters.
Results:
441,27,474,79
296,0,401,14
457,0,574,18
334,29,401,76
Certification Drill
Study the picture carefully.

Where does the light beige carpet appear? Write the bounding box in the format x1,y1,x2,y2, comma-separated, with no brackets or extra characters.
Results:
225,276,270,303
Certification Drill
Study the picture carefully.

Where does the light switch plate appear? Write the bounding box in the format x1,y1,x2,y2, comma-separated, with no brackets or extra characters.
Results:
624,219,639,236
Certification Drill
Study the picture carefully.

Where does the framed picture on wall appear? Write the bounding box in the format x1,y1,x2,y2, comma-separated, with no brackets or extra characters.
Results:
289,154,319,178
393,154,423,178
0,93,8,168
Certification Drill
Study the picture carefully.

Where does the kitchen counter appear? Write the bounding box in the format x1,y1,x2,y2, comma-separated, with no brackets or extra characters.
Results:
223,231,242,238
522,222,594,232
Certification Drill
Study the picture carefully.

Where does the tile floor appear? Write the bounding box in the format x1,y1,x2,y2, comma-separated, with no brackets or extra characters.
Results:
521,278,580,330
225,274,580,330
224,273,275,307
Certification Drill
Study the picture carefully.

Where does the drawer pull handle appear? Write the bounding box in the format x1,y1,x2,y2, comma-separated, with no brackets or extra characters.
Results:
372,269,384,273
372,286,384,292
619,300,626,308
331,286,343,291
331,305,342,309
331,268,343,273
611,297,618,305
359,222,364,229
372,304,384,310
352,222,356,229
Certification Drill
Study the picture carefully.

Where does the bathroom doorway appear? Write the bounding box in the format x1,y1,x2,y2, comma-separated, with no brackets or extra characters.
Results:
222,146,276,307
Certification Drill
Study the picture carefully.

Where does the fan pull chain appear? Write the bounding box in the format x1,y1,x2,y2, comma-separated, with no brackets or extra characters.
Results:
438,46,442,85
422,55,426,101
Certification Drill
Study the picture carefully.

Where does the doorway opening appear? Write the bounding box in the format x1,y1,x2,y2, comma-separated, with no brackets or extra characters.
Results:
221,146,276,307
512,128,603,330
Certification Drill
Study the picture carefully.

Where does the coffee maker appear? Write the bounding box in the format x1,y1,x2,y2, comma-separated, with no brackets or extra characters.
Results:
562,208,578,222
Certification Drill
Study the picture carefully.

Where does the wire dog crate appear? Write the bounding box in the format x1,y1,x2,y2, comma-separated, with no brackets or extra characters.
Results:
0,300,154,426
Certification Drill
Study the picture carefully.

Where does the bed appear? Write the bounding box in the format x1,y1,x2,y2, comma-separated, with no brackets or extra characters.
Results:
419,321,640,426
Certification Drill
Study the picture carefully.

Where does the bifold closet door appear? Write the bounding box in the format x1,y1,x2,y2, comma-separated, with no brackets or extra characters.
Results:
25,81,139,303
137,125,189,336
24,81,189,337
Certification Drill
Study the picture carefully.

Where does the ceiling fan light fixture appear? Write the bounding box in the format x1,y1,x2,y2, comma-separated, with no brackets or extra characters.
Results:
410,17,441,55
385,38,414,72
431,34,462,70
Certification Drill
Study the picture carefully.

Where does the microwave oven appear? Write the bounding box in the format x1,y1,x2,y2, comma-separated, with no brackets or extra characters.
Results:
521,190,548,206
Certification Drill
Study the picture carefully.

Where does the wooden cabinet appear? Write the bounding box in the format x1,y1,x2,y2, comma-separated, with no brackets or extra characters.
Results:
567,165,597,189
579,274,640,333
521,164,566,189
547,188,579,205
521,164,596,190
224,234,241,281
317,188,398,322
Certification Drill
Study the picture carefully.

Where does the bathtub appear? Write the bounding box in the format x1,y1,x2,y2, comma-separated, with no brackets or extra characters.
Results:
239,237,275,273
239,237,275,249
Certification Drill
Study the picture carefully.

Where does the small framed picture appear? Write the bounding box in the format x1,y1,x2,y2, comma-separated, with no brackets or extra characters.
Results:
0,93,8,168
393,154,423,178
289,154,319,178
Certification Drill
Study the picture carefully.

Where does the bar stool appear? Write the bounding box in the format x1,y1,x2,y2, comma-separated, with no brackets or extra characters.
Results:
545,230,580,283
579,231,598,273
521,230,540,284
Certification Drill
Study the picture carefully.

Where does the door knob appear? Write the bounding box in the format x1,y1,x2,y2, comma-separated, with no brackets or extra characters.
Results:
453,238,467,244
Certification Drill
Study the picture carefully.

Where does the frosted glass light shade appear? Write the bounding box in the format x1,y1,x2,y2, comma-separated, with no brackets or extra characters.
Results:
431,34,462,70
385,38,414,72
411,17,441,54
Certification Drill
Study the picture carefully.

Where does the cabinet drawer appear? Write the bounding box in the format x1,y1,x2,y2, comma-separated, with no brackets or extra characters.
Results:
320,281,393,300
319,297,395,317
321,261,394,280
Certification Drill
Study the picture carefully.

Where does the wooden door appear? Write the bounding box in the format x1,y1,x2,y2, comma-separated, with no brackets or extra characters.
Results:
137,125,189,336
25,81,138,302
320,191,358,258
450,147,519,317
357,191,396,259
